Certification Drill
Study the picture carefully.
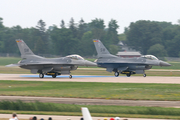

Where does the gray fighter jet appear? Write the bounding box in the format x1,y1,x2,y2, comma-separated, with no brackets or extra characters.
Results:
93,39,171,77
7,40,96,78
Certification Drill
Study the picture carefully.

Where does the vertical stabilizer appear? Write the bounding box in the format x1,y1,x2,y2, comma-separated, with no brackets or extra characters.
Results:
81,107,92,120
16,40,36,59
93,39,116,58
16,40,34,55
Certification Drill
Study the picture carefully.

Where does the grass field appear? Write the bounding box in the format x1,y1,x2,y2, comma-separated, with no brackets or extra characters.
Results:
1,81,180,101
0,101,180,119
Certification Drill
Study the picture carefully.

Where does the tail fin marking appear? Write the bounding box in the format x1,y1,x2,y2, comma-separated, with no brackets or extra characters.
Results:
93,40,110,55
16,40,34,57
93,39,116,58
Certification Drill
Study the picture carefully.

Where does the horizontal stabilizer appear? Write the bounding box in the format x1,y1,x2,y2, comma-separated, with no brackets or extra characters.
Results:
6,64,20,67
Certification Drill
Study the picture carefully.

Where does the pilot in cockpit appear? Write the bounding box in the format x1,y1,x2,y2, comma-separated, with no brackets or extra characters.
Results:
66,54,84,60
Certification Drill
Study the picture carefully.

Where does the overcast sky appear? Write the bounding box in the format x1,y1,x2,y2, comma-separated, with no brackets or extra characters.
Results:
0,0,180,33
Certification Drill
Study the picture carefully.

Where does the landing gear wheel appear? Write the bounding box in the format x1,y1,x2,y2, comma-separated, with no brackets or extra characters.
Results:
52,74,56,78
52,73,57,78
143,74,146,77
114,72,119,77
69,75,72,79
126,72,131,77
39,73,44,78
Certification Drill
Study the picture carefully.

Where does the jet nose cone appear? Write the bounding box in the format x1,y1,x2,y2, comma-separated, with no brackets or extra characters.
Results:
159,61,171,66
85,60,97,66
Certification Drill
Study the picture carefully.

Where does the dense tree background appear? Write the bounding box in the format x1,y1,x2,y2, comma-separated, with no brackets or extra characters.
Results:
125,20,180,57
0,17,180,58
0,17,119,57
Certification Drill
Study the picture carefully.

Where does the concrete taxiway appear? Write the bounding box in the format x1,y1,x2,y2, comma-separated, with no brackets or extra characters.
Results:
0,74,180,84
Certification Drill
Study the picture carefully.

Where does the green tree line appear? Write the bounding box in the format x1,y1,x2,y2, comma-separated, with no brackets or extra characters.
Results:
0,17,180,58
124,20,180,57
0,17,119,57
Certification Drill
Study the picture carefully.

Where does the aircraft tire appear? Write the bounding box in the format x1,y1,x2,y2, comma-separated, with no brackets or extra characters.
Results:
143,74,146,77
126,73,131,77
114,72,119,77
69,75,72,79
39,73,44,78
52,73,57,78
52,75,56,78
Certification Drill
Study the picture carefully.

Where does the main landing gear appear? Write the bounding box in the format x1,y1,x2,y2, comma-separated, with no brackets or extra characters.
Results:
126,72,131,77
39,73,44,78
114,72,119,77
143,74,146,77
114,71,147,77
114,71,132,77
69,75,72,79
52,73,57,78
39,73,73,79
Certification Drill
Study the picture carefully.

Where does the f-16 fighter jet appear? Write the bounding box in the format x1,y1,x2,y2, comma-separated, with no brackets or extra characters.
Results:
93,39,171,77
7,40,96,78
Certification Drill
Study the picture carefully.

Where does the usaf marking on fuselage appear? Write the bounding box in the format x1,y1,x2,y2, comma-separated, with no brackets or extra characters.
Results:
7,40,97,78
93,39,171,77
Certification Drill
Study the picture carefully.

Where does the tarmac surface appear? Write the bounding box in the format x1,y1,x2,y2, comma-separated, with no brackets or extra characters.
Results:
0,74,180,84
0,74,179,120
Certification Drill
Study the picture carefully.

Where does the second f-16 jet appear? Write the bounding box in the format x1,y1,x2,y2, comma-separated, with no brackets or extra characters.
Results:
93,39,171,77
7,40,96,78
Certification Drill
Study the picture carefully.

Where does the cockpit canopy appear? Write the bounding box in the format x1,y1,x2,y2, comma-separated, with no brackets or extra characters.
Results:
66,54,84,60
142,55,159,60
